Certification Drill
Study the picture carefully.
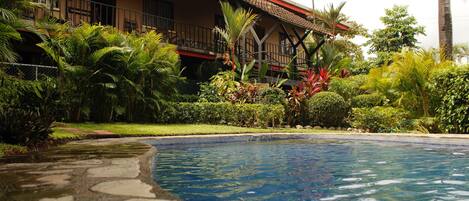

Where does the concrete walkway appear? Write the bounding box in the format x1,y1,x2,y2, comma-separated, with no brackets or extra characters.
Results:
1,132,469,201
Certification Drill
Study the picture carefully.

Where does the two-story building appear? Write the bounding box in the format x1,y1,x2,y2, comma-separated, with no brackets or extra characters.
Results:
22,0,348,81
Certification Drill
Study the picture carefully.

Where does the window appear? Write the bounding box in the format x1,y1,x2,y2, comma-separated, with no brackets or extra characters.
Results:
279,32,292,55
36,0,59,9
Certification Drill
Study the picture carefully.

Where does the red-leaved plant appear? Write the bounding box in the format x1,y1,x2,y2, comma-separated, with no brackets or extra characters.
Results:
287,68,331,125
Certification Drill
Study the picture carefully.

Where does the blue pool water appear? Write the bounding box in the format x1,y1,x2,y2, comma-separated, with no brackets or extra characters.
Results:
152,139,469,201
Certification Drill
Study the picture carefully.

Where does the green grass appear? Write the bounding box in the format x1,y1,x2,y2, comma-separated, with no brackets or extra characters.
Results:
60,123,345,136
0,143,27,157
50,128,82,140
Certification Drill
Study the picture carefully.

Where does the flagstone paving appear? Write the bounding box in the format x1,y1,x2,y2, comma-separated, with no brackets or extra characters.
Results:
0,142,175,201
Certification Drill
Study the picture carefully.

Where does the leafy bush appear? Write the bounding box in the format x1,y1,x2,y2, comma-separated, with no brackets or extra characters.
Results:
350,107,409,133
198,83,223,102
329,75,368,101
431,67,469,133
0,74,58,146
157,102,285,127
412,117,441,134
306,92,349,127
259,87,286,105
351,93,387,108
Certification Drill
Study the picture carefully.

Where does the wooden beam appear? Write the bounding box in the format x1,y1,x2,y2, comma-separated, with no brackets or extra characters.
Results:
280,23,295,46
260,23,278,44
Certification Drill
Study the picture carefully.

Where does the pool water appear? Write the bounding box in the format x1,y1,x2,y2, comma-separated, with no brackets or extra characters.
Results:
153,139,469,201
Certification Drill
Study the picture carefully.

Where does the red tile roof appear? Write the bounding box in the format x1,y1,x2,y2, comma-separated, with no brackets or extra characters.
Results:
243,0,333,36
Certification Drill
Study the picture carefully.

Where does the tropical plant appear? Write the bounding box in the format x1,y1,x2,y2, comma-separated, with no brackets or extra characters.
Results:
364,49,453,117
0,0,38,62
214,1,257,71
316,2,347,38
438,0,453,60
38,23,181,122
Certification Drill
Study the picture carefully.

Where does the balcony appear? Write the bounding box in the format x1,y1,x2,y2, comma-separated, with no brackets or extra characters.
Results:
25,0,309,70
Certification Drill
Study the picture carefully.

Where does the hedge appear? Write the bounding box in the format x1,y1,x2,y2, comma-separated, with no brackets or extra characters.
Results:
157,102,285,127
329,75,368,101
432,67,469,133
351,93,387,108
350,106,409,133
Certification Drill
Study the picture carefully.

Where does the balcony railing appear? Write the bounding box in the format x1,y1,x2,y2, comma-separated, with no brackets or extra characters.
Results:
26,0,309,70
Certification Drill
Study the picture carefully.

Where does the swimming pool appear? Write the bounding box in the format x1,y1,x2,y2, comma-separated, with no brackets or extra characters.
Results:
153,139,469,200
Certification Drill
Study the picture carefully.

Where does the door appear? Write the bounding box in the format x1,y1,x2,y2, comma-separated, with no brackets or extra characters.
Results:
91,0,116,26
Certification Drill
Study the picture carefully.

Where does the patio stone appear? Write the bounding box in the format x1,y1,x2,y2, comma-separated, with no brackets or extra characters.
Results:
90,179,156,198
39,195,74,201
87,158,139,178
37,174,71,186
28,169,73,175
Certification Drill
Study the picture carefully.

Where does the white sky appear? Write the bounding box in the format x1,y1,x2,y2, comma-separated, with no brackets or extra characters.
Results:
292,0,469,52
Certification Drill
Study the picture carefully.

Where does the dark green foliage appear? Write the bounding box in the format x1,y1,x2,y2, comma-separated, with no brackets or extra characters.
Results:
198,83,223,102
170,94,199,103
350,106,409,133
38,24,181,123
258,87,286,105
351,93,387,108
306,92,349,127
431,67,469,133
329,75,367,101
0,74,58,146
158,102,285,128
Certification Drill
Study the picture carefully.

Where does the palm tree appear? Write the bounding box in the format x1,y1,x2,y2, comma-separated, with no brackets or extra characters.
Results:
0,0,42,62
438,0,453,60
0,8,22,62
316,2,347,38
214,1,257,71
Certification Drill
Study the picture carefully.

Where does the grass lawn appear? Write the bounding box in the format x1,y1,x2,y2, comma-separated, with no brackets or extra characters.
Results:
0,143,27,157
51,128,82,140
57,123,345,137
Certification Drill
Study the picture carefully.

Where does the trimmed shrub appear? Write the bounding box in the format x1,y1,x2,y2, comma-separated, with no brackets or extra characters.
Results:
259,87,286,105
329,75,368,101
306,92,349,127
351,93,387,108
350,107,409,133
157,102,285,127
431,67,469,133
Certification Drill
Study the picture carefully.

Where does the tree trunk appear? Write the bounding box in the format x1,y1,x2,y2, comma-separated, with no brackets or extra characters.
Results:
438,0,453,60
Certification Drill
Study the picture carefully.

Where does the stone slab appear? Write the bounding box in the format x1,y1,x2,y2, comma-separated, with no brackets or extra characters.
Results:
90,179,156,198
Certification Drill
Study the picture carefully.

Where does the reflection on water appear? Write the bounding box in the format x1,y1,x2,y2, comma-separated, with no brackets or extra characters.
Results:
153,140,469,201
